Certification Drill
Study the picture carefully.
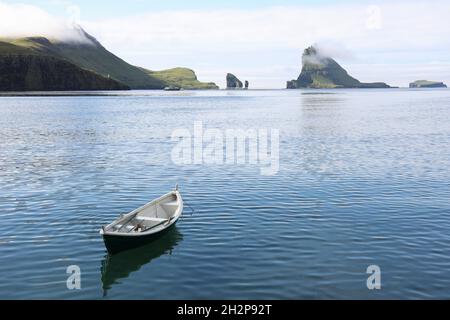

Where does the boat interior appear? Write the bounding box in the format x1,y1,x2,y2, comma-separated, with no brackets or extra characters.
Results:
108,193,179,234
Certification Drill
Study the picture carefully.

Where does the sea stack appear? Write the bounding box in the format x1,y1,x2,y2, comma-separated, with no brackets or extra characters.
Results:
409,80,447,88
287,46,391,89
244,80,249,90
226,73,243,89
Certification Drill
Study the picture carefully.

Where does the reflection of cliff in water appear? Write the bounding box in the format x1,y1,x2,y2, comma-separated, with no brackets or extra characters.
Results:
101,226,183,296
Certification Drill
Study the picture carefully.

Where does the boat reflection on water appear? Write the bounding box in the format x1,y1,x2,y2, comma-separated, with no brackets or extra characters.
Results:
101,226,183,296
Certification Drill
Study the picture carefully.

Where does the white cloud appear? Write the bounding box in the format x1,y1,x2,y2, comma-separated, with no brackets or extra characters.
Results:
81,1,450,88
0,1,449,87
0,1,88,42
82,2,450,53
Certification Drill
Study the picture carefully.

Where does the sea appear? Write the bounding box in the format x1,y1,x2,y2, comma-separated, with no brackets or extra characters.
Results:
0,88,449,299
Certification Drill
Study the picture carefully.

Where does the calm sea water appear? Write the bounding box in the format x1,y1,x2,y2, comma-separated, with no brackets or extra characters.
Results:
0,89,449,299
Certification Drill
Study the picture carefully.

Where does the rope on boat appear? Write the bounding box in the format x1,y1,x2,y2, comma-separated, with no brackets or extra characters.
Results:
175,181,195,217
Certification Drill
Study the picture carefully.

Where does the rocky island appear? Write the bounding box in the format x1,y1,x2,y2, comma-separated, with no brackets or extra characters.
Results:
226,73,243,89
0,28,218,91
409,80,447,88
287,46,391,89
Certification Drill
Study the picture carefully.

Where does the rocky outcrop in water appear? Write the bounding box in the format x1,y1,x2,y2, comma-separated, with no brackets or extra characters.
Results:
226,73,243,89
287,46,391,89
409,80,447,88
244,80,249,90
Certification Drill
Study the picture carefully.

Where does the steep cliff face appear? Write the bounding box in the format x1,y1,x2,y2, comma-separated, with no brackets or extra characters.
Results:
0,54,128,91
0,29,218,90
409,80,447,88
226,73,243,89
3,34,164,89
287,46,390,89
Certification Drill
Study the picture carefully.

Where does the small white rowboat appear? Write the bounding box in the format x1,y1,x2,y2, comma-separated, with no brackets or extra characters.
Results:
100,186,183,254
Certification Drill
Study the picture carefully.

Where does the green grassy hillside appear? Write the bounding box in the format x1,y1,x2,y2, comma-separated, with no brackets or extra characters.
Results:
0,44,129,91
142,67,219,89
1,30,218,90
0,41,38,55
1,35,164,89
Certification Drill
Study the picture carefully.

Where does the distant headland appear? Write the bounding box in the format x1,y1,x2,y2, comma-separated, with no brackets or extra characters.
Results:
409,80,447,88
287,46,391,89
0,28,218,91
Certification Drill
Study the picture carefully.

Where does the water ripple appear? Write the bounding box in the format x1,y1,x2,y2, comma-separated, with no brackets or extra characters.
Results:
0,89,450,299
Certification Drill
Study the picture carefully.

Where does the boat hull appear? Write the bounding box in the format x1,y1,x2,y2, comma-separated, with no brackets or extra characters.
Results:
102,223,177,254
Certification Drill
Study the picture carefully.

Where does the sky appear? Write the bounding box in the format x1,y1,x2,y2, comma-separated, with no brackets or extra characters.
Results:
1,0,450,88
